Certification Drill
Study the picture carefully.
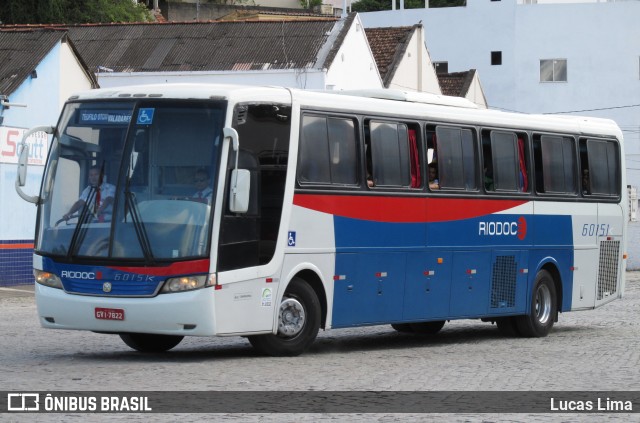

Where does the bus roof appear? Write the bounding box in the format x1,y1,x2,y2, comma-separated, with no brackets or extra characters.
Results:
68,83,622,140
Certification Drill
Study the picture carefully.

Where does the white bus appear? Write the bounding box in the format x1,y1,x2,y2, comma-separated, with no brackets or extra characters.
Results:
16,84,627,356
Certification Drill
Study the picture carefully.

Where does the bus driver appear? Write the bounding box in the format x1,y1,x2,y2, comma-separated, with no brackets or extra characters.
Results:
62,165,115,222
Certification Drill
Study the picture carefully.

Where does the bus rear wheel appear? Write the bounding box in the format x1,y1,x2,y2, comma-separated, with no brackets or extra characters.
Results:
119,333,184,352
248,278,320,356
516,269,557,337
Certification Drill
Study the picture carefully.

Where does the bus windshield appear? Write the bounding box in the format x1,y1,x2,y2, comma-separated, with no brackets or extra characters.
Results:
36,100,226,263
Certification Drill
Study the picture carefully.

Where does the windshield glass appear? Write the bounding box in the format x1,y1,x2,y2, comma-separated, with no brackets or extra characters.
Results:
36,100,225,263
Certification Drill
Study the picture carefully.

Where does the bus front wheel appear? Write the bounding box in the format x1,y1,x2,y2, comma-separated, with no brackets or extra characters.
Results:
119,333,184,352
248,278,321,356
516,269,557,337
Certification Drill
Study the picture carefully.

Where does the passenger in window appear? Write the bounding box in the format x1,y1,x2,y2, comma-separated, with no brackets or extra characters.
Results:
428,163,439,190
62,165,115,223
192,168,213,204
484,165,494,191
366,169,376,188
582,169,590,194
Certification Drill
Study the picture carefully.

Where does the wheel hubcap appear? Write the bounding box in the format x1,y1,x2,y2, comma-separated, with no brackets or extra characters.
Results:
535,284,552,324
278,297,305,337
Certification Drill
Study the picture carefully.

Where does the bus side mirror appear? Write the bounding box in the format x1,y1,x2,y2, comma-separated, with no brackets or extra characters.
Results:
17,143,29,187
229,169,250,213
15,125,53,204
224,126,250,213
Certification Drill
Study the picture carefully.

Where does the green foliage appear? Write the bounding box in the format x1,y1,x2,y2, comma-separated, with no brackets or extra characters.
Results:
299,0,323,9
0,0,152,24
351,0,465,12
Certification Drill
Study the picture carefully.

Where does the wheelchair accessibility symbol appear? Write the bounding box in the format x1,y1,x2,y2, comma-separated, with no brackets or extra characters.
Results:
288,231,296,247
137,108,155,125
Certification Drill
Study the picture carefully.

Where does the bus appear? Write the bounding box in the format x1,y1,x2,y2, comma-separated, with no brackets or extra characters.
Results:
16,84,627,356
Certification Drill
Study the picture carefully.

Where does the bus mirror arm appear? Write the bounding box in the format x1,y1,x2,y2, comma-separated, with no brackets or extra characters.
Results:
15,125,53,204
224,127,250,213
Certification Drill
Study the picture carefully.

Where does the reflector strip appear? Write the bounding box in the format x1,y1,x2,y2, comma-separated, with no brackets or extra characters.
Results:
333,275,346,281
466,269,477,275
375,272,388,278
520,269,528,274
424,270,435,276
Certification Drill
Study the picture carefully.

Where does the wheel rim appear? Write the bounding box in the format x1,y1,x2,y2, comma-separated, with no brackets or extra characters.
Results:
535,284,552,325
277,297,306,337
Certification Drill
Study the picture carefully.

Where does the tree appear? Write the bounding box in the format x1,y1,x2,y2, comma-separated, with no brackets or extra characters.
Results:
0,0,152,24
351,0,465,13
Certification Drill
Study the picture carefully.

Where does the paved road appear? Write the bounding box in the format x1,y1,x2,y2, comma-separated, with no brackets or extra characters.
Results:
1,274,639,422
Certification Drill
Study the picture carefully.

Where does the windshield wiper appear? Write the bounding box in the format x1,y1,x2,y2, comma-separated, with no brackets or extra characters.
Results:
66,185,97,258
124,181,155,264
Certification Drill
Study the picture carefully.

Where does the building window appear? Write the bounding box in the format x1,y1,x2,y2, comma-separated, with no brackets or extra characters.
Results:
491,51,502,66
540,59,567,82
433,62,448,75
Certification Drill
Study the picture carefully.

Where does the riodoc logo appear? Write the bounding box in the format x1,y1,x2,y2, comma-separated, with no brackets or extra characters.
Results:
478,216,527,240
60,271,102,280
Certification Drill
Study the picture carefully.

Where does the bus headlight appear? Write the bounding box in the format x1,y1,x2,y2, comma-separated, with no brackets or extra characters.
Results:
34,270,62,289
161,274,214,293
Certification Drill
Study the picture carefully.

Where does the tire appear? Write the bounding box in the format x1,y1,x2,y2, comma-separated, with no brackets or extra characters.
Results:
248,278,321,356
410,320,445,335
119,333,183,352
495,317,520,337
391,323,414,333
516,269,557,337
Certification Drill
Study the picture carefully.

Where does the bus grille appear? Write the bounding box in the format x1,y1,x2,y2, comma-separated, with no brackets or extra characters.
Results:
597,240,620,300
491,255,517,308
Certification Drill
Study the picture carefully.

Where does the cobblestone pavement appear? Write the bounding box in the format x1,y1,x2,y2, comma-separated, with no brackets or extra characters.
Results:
1,273,640,422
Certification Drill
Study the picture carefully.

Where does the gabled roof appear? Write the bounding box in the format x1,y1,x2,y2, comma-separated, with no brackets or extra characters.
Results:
64,17,355,74
0,30,66,96
438,70,476,97
364,25,418,87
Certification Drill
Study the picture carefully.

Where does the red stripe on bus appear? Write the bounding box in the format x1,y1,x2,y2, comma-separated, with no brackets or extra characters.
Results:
293,194,527,223
110,259,210,276
0,243,34,249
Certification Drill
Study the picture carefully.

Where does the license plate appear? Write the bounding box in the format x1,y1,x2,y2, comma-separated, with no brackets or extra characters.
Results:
95,307,125,321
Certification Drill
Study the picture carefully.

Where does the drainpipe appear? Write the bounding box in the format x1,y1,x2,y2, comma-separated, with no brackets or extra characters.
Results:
417,25,424,92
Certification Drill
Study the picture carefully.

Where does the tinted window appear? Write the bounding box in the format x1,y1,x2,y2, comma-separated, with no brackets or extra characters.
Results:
299,115,358,185
536,135,577,194
435,126,477,190
369,121,411,187
586,139,619,196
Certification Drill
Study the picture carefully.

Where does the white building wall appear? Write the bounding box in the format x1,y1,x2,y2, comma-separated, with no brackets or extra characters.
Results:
388,30,442,95
0,40,94,284
360,2,640,186
59,41,94,109
0,44,65,241
325,16,382,90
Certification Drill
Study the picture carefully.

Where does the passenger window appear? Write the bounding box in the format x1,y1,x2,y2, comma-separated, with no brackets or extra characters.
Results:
298,114,358,186
483,130,529,193
366,120,420,188
533,134,577,194
581,138,619,196
433,126,477,191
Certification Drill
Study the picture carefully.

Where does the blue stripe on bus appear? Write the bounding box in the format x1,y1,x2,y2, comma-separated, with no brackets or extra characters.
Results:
331,214,574,327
